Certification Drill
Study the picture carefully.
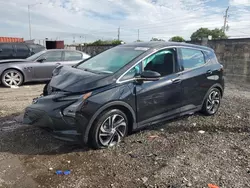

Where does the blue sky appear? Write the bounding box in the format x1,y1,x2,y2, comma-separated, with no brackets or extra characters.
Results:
0,0,249,44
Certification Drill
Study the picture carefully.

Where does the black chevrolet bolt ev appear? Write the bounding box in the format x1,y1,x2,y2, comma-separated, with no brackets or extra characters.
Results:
23,42,224,149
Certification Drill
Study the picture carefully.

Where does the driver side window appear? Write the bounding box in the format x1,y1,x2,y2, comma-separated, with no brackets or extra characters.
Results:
39,51,62,62
142,49,176,77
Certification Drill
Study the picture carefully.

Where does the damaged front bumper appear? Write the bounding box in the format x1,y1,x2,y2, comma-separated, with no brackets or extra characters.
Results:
23,93,89,142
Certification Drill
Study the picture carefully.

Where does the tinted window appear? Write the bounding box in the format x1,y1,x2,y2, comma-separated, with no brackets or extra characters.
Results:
16,44,29,53
64,51,82,61
0,44,13,52
0,44,14,59
143,49,175,77
181,48,205,70
40,51,62,62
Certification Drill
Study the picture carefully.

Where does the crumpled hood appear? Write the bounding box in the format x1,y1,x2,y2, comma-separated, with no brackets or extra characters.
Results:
0,59,28,64
49,66,115,93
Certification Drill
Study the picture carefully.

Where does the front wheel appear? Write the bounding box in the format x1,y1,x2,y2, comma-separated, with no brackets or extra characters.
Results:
201,88,221,116
1,69,24,87
89,109,128,149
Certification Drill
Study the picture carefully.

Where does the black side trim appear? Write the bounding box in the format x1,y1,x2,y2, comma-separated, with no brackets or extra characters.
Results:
82,101,136,144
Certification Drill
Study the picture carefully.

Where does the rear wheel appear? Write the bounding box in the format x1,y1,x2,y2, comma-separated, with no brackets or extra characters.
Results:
1,69,24,87
89,109,128,149
201,88,221,116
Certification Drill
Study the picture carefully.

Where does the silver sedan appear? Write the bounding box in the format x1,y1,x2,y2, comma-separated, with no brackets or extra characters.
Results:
0,49,90,87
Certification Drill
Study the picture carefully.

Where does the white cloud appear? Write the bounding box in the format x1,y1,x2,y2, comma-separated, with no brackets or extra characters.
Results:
230,0,250,6
0,0,249,44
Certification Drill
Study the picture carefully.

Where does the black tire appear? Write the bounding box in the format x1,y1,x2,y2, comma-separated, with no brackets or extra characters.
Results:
1,69,24,87
89,109,128,149
201,88,221,116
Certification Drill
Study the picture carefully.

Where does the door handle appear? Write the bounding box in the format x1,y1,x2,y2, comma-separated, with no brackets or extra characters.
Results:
172,78,182,84
207,70,212,75
56,63,61,65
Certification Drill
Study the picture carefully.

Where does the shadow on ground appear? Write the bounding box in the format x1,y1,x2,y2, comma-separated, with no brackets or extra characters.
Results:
0,113,88,156
1,110,249,157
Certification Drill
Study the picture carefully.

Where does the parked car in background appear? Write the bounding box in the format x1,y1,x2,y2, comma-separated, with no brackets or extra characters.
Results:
23,42,224,149
0,49,90,87
0,43,45,60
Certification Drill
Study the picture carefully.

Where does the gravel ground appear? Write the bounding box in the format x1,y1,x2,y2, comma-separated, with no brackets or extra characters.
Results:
0,83,250,188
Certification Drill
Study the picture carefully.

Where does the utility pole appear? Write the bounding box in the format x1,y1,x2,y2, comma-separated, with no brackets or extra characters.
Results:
118,27,120,41
223,6,229,33
28,3,42,40
28,5,31,40
138,29,140,41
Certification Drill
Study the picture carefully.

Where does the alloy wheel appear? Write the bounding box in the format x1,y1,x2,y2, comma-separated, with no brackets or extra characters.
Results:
206,90,220,114
3,70,22,87
98,114,127,147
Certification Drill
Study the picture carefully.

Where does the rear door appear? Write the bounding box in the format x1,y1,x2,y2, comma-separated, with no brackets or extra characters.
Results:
32,51,63,80
62,51,84,66
178,47,210,112
0,44,15,60
15,43,30,59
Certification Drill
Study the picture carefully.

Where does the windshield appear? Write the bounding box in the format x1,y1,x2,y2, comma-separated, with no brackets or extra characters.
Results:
26,50,46,61
76,47,147,74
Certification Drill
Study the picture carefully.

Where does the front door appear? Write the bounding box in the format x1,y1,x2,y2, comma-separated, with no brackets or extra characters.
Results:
135,48,182,126
33,51,63,80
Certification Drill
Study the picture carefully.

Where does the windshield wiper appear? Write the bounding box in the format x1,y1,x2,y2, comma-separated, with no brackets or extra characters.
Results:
81,68,103,74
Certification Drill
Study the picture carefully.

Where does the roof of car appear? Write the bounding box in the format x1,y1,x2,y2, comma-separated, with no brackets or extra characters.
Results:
121,41,213,51
45,49,83,52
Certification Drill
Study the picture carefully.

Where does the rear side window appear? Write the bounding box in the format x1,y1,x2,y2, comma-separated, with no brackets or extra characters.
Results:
64,51,82,61
180,48,205,70
16,44,29,52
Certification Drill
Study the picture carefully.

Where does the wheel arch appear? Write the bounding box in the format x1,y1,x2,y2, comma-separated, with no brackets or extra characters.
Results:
83,101,136,144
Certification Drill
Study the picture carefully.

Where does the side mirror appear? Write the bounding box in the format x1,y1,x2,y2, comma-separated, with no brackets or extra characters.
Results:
0,49,3,52
136,70,161,81
37,57,46,63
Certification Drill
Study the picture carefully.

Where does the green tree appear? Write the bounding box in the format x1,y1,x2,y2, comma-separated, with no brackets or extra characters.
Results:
169,36,185,42
87,39,124,45
111,40,124,45
150,37,165,41
191,28,227,41
210,28,228,40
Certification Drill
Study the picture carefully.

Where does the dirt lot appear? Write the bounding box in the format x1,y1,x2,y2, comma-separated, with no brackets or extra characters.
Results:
0,83,250,188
